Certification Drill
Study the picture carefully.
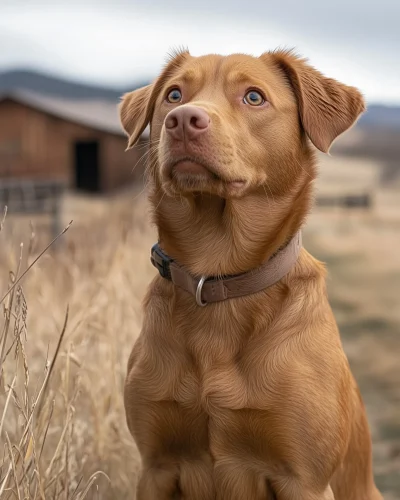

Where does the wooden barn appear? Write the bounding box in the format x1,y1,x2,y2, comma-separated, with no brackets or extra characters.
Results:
0,90,147,192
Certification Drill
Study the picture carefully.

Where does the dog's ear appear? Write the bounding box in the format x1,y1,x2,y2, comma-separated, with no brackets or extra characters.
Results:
268,50,365,153
119,85,153,149
119,49,191,150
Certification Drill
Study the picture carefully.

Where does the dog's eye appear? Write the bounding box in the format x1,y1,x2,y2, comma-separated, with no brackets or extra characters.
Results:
243,90,265,106
166,88,182,103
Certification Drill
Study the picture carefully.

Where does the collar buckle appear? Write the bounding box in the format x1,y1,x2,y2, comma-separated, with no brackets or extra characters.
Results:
195,275,208,307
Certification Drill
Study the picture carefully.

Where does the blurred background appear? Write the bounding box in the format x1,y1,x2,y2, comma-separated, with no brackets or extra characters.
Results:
0,1,399,498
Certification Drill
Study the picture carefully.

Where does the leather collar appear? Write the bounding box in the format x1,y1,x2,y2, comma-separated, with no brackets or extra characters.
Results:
150,231,302,306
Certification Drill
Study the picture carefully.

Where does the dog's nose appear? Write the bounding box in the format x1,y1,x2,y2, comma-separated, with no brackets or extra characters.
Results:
165,106,210,142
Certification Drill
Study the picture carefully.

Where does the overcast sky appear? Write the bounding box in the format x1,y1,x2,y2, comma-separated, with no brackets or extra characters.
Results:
1,0,399,105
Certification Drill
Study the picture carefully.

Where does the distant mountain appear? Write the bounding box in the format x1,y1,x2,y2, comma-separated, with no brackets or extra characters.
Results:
0,69,149,101
1,70,399,130
2,67,400,137
359,104,400,130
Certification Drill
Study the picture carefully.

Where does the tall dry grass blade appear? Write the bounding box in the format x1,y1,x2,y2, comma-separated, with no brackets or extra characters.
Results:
44,406,72,479
0,220,73,306
27,221,35,262
69,476,83,499
35,307,69,419
0,463,12,497
0,243,23,388
75,471,110,500
5,431,21,500
33,469,46,500
0,375,16,440
38,399,55,463
63,412,75,500
0,206,7,233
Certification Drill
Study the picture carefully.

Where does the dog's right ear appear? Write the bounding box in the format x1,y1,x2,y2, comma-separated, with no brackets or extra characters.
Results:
119,49,191,150
119,85,153,150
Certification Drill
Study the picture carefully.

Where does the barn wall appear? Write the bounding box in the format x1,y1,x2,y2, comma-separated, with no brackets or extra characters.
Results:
102,134,147,191
0,100,34,177
46,114,105,187
0,99,147,191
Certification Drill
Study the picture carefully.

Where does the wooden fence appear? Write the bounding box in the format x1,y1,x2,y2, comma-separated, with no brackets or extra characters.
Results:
0,178,66,239
0,180,371,242
315,193,372,209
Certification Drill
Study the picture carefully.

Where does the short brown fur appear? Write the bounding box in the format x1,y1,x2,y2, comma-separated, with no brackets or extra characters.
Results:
120,50,381,499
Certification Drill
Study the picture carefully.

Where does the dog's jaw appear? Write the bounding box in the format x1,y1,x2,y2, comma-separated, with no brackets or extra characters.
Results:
149,159,315,278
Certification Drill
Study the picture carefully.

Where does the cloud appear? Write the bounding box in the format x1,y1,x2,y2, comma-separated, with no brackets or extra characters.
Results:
0,0,399,104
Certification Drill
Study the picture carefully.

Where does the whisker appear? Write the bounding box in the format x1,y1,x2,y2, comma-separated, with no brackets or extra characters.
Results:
265,182,274,204
295,159,313,179
131,143,160,175
154,190,166,212
262,184,272,212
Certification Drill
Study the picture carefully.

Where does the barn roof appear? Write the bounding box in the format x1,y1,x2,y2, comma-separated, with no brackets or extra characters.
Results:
0,89,149,139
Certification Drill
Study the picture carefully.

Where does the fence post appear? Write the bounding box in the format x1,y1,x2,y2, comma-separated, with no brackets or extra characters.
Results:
50,183,65,246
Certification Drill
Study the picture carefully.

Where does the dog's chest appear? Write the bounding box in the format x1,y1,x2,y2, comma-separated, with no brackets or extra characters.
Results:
177,324,247,408
126,296,295,468
154,307,276,412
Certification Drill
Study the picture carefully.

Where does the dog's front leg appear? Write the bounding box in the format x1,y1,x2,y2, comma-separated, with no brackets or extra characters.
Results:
136,457,215,500
178,458,216,499
214,461,276,500
136,462,180,500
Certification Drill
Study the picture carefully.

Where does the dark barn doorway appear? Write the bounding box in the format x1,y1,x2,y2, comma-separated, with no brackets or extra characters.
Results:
74,141,100,192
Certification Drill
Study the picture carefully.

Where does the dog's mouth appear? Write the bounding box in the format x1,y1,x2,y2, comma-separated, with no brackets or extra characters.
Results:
163,156,246,196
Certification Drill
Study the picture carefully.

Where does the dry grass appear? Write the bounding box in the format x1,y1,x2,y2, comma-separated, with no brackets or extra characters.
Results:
0,194,154,499
0,178,399,498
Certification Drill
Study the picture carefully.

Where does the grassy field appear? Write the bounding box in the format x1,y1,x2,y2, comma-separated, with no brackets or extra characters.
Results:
0,159,399,498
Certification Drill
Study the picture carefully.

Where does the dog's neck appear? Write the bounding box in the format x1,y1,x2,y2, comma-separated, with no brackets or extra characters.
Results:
150,157,316,277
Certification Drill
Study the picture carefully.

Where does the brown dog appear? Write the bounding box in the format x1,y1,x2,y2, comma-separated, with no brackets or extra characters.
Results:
120,50,382,500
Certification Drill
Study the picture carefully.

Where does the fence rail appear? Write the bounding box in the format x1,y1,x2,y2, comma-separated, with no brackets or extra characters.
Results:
315,193,372,209
0,178,66,239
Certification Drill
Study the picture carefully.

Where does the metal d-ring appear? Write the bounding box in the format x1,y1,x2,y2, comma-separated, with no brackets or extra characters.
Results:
195,275,207,307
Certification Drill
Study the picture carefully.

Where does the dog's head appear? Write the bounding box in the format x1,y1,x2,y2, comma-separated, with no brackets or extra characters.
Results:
120,50,365,200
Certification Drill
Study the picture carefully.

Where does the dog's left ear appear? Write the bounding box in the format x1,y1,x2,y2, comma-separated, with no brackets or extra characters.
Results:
267,50,366,153
119,85,153,149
